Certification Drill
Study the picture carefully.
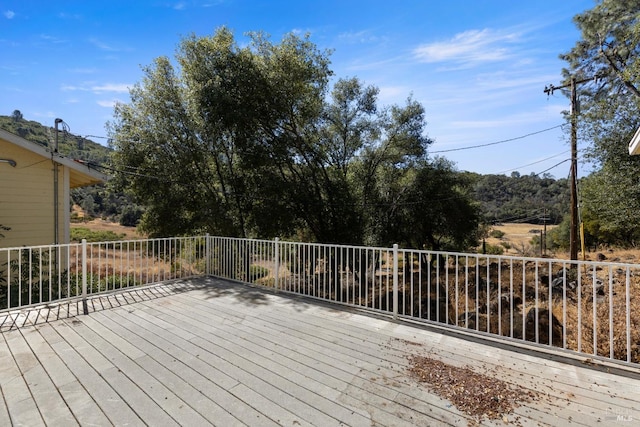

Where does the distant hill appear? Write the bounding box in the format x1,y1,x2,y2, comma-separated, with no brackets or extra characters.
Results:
0,113,112,165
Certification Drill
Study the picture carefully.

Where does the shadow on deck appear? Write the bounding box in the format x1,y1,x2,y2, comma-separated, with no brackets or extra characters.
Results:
1,276,639,426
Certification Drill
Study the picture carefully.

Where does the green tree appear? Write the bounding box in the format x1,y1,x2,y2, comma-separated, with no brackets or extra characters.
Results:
109,27,480,251
373,158,480,251
10,110,22,122
561,0,640,246
561,0,640,97
109,27,333,238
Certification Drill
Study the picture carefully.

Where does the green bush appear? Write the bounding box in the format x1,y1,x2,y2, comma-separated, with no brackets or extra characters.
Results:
479,243,504,255
71,227,125,243
489,229,505,239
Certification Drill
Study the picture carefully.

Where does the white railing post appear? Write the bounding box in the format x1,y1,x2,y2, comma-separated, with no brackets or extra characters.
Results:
82,238,88,315
274,237,279,292
205,233,210,276
393,244,398,320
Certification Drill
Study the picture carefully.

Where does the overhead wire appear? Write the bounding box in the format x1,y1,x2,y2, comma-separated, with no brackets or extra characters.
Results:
80,126,575,213
493,150,569,175
429,124,564,153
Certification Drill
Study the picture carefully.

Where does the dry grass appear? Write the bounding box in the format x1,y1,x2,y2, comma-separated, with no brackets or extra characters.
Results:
434,260,640,363
488,222,640,263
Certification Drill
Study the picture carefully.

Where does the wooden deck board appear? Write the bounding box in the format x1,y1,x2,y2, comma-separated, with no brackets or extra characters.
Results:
167,286,600,426
0,277,639,426
0,332,45,427
160,291,470,425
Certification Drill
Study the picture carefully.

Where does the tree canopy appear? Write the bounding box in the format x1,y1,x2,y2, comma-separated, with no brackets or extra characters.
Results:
109,27,481,250
560,0,640,247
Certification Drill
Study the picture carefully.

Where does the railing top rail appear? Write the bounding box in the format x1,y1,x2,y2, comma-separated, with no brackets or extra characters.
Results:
0,242,80,252
396,247,640,268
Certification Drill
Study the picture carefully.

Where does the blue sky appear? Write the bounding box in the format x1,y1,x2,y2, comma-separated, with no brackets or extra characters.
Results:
1,0,596,177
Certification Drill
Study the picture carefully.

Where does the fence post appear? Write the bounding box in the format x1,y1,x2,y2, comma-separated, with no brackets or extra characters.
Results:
82,238,88,315
393,244,398,320
205,233,210,276
274,237,279,292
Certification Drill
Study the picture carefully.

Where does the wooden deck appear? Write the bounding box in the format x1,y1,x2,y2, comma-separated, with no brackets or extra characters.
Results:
1,277,639,426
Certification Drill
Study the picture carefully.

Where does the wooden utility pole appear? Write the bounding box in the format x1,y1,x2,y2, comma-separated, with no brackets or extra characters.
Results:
544,75,596,260
569,77,579,261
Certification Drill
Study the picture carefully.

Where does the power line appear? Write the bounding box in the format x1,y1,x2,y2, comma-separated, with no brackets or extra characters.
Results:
493,150,570,175
534,159,570,177
430,124,564,154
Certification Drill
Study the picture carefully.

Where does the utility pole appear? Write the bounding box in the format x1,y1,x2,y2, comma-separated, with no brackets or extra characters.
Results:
544,75,597,260
540,208,550,256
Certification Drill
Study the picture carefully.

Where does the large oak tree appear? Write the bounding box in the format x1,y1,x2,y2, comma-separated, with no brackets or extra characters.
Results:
109,27,480,250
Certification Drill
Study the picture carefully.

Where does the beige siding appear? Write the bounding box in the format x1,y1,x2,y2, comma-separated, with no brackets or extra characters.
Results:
0,139,65,248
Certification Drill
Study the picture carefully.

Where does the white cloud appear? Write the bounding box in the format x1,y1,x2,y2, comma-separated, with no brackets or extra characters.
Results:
61,82,131,93
97,99,124,108
61,84,87,91
33,111,57,119
40,34,66,44
92,83,130,93
4,10,15,19
413,28,520,66
337,30,384,45
88,38,130,52
377,85,411,104
58,12,82,20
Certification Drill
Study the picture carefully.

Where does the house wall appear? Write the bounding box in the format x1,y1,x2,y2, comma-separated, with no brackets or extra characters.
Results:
0,139,66,248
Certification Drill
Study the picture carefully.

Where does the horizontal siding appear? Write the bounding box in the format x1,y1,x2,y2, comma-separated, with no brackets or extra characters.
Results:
0,139,65,248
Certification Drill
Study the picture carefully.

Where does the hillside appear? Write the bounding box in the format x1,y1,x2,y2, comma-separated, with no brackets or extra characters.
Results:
0,112,112,164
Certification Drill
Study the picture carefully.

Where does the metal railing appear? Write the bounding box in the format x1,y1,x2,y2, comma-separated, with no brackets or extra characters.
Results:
208,236,640,366
0,236,207,312
2,235,638,366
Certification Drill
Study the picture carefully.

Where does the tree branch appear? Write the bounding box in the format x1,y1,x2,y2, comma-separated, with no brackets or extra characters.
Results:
599,42,640,98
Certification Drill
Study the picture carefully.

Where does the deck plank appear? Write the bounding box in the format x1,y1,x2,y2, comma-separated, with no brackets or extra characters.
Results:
88,309,274,426
139,298,427,427
157,290,471,426
176,289,584,426
63,314,210,426
0,331,45,427
117,301,373,426
20,326,111,427
0,278,639,427
37,322,147,426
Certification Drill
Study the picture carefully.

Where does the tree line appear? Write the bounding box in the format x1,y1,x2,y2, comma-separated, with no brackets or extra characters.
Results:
0,109,570,249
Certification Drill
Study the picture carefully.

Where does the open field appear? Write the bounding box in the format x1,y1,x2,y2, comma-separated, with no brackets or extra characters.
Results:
71,217,142,240
487,222,640,263
486,222,554,257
